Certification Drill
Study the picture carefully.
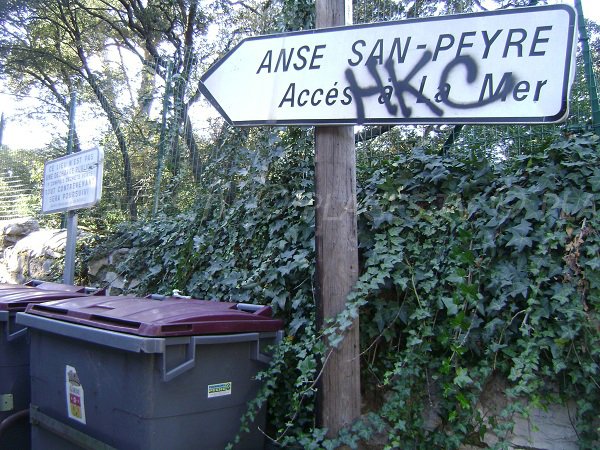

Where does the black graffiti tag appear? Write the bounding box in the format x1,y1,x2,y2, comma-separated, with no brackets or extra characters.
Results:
437,55,516,109
345,51,516,123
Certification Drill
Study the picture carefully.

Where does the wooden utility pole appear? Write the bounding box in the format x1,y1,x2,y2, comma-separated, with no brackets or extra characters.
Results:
315,0,361,439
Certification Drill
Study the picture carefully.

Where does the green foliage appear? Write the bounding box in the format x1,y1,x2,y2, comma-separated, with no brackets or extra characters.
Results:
85,131,600,448
277,0,315,31
350,134,600,448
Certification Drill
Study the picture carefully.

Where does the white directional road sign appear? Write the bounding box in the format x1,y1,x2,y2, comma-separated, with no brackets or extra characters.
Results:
200,4,576,126
42,148,104,214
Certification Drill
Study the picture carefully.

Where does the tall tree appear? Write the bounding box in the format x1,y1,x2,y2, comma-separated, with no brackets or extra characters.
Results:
0,0,139,218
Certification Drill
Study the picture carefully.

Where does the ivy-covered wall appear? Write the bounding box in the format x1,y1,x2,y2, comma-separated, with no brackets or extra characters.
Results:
83,130,600,449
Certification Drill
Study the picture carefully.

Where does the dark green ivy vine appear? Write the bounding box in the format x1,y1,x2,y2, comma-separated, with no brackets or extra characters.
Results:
83,129,600,449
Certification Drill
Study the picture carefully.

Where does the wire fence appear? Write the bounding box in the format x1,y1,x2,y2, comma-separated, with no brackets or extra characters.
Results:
0,0,597,225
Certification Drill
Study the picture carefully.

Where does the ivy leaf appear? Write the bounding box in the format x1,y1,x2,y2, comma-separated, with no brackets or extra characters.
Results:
584,257,600,270
506,219,533,252
589,170,600,191
453,367,474,388
506,234,533,252
549,189,594,215
509,219,532,236
372,210,395,228
442,297,459,315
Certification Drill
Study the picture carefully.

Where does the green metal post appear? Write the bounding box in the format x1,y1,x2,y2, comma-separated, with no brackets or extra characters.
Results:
152,61,173,217
575,0,600,132
63,90,78,285
0,112,4,148
66,90,77,155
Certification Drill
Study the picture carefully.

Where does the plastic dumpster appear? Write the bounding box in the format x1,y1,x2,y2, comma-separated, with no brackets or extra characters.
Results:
0,287,95,450
17,296,284,450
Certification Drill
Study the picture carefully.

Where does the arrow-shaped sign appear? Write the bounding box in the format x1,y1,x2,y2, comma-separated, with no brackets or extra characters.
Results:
200,5,576,126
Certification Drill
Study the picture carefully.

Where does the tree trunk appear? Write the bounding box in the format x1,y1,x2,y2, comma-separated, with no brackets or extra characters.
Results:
85,71,138,221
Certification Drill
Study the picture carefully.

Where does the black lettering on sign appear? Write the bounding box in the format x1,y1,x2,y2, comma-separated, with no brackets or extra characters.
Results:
432,34,454,61
456,31,476,57
482,30,502,59
503,28,527,58
346,51,444,122
309,45,326,69
278,83,354,108
529,26,552,56
429,28,555,61
478,72,515,103
348,40,366,67
368,39,385,66
279,83,296,107
347,37,412,66
256,45,327,74
294,45,310,70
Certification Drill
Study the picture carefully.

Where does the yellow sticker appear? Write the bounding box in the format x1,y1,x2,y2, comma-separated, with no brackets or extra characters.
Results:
207,382,232,398
66,365,86,424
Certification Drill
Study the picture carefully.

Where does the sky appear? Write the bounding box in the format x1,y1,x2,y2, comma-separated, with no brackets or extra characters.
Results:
0,0,599,151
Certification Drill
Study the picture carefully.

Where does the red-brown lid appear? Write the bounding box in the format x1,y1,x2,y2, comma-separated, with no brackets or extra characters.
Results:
0,289,90,312
24,296,283,336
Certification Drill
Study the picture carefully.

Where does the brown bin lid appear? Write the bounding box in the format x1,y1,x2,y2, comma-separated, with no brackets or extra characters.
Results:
0,283,34,291
25,297,283,337
0,289,90,312
25,281,106,295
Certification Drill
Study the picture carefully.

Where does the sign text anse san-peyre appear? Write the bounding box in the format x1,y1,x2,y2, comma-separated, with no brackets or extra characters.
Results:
258,26,553,113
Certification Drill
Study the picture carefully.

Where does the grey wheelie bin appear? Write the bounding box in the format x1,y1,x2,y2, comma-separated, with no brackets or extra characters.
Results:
0,286,97,450
17,296,284,450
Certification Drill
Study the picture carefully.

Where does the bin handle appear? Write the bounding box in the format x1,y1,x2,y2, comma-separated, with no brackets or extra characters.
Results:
84,287,105,295
161,333,279,382
161,337,197,382
235,303,272,317
3,314,27,342
250,330,283,365
7,327,27,342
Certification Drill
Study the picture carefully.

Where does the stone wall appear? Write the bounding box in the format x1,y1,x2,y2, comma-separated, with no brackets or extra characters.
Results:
0,217,135,295
461,374,579,450
86,247,140,295
0,217,66,284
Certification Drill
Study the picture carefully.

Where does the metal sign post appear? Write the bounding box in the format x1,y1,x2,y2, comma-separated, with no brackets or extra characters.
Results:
42,146,104,285
63,212,78,285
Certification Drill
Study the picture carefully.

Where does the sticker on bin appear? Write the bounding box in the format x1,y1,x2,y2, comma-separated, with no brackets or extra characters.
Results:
207,382,232,398
0,393,14,412
66,365,86,424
